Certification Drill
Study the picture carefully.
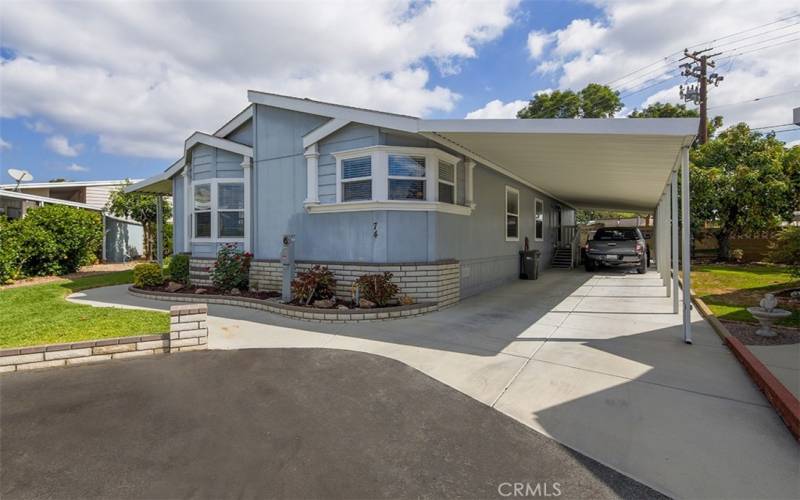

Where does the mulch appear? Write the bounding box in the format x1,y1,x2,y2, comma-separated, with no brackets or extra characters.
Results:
720,320,800,346
143,283,280,301
0,262,140,290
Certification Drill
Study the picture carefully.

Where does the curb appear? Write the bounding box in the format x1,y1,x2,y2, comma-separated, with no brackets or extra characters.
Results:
690,292,800,440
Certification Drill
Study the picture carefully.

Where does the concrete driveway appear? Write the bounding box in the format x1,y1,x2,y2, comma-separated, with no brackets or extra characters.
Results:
1,349,664,499
67,268,800,499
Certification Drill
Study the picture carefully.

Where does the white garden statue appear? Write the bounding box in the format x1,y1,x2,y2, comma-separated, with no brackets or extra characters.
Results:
747,293,791,337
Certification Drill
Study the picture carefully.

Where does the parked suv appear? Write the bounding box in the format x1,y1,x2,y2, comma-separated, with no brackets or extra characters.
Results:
584,227,648,274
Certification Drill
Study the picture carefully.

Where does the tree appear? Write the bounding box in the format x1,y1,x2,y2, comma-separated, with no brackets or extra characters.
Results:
517,83,622,119
690,123,795,261
106,180,172,260
629,102,723,137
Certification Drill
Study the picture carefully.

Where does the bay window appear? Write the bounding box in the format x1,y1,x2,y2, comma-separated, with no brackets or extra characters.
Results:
329,146,467,215
191,179,246,241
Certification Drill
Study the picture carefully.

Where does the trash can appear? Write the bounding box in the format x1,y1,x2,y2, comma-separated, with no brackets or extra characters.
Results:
519,249,540,280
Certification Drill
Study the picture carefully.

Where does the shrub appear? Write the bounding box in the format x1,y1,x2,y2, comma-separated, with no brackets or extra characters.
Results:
14,205,102,276
291,265,336,305
768,227,800,278
210,243,253,292
355,272,399,307
167,254,190,284
133,262,165,287
0,217,22,284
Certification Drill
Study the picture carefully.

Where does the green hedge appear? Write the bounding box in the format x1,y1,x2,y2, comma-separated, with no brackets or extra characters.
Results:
0,205,103,284
133,262,164,287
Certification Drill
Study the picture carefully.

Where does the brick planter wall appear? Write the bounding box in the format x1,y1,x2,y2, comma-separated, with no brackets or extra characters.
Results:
192,258,461,309
0,304,208,373
130,287,437,323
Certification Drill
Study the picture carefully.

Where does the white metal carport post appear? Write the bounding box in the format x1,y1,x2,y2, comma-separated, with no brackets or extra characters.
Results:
681,146,692,344
156,195,164,267
671,170,679,313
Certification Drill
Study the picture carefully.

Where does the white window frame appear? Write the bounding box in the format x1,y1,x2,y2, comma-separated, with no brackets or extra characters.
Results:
534,197,544,242
505,185,520,242
388,153,427,201
437,160,457,204
339,155,373,203
190,178,246,243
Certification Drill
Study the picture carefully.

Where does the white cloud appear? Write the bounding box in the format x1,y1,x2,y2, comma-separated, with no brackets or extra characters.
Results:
465,99,528,118
24,120,53,133
0,0,520,159
65,163,88,172
0,138,11,151
526,30,552,59
45,135,84,157
532,0,800,128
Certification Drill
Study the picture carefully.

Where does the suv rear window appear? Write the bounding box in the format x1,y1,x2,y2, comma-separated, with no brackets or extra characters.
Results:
594,228,640,241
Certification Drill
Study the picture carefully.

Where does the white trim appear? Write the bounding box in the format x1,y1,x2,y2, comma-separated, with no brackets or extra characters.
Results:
302,118,350,149
465,160,476,209
1,179,142,190
419,117,700,136
247,90,419,133
505,185,520,242
241,156,252,253
190,178,247,244
214,105,253,138
534,197,544,242
332,145,460,165
185,132,253,158
305,200,473,216
304,144,320,204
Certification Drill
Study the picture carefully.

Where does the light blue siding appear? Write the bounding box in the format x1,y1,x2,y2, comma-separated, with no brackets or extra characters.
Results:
434,165,564,298
172,175,185,254
191,144,243,180
226,119,253,146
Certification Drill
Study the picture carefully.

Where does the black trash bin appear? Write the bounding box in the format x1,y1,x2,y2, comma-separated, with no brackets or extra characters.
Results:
519,249,540,280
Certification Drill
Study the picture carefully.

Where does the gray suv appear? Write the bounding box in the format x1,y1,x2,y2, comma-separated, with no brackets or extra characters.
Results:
584,227,648,274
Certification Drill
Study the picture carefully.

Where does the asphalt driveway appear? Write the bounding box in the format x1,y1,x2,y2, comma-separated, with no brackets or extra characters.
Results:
1,349,664,499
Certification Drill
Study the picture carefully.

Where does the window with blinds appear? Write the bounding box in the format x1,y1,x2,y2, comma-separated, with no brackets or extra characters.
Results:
341,156,372,202
438,161,455,204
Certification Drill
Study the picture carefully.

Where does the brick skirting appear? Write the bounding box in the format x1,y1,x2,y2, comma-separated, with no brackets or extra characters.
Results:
129,287,438,323
0,304,208,373
190,258,461,309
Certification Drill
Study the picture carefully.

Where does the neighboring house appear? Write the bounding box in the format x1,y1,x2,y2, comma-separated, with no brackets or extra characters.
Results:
0,179,141,211
129,91,696,308
0,189,144,263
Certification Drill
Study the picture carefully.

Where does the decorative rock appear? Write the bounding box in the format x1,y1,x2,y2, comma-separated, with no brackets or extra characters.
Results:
399,295,414,306
359,299,376,309
314,299,335,309
195,288,207,294
165,281,184,293
337,305,349,311
230,288,241,296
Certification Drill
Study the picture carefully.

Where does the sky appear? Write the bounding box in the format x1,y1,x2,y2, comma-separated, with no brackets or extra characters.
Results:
1,0,798,185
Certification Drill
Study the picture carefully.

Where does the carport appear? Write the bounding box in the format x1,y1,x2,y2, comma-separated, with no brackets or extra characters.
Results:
417,117,698,343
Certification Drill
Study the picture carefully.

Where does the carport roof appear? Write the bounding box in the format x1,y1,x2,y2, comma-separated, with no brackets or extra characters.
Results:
417,118,698,211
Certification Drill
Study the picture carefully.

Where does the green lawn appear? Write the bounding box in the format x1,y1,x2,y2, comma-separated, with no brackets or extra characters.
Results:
0,271,169,348
692,264,800,328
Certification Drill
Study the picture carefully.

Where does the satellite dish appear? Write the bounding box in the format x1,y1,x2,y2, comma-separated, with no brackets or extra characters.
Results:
7,169,34,191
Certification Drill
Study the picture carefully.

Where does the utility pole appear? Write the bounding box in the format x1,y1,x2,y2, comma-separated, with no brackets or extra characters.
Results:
679,48,723,144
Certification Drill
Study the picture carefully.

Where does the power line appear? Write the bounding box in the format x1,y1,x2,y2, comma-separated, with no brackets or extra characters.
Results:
750,123,795,130
704,20,800,53
621,74,683,98
715,36,800,61
603,14,800,88
708,90,800,110
714,29,800,56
